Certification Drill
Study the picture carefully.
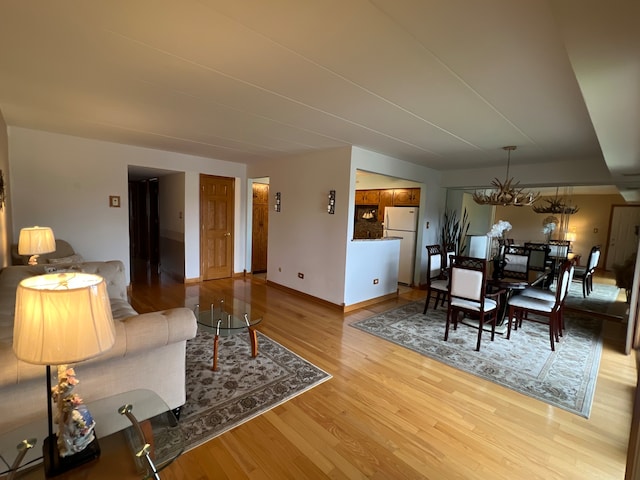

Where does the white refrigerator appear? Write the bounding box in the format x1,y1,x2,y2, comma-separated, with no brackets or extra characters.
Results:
384,206,419,285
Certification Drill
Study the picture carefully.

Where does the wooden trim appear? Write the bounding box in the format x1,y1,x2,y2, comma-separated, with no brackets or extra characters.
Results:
265,280,399,312
343,292,399,312
184,276,202,284
266,280,345,310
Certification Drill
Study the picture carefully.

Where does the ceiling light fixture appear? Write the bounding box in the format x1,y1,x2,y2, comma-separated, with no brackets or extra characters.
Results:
532,187,579,214
473,146,540,207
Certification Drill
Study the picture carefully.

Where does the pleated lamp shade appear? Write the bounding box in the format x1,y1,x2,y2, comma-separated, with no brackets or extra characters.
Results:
18,226,56,255
13,273,115,365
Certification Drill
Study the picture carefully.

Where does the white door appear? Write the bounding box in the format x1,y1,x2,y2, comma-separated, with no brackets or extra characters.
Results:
606,205,640,270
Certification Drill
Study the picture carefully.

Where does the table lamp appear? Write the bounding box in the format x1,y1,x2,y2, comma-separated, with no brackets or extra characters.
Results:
18,226,56,265
13,272,116,477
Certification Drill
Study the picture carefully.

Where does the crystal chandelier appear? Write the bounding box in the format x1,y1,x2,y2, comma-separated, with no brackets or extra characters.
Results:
472,146,540,207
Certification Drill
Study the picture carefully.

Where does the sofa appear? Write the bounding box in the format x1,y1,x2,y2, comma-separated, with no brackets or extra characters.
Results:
0,260,198,433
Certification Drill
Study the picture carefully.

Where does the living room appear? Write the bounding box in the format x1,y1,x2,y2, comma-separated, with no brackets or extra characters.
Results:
1,1,640,478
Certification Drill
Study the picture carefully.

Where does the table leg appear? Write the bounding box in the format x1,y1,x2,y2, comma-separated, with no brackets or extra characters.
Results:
212,334,219,371
248,327,258,358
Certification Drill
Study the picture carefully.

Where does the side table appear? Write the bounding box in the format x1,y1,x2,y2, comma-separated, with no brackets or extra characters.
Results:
0,389,183,479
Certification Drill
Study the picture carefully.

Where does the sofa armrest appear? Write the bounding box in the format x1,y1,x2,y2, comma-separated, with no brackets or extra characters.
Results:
96,307,198,362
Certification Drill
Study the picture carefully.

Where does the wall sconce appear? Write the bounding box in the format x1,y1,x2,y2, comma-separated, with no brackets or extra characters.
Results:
274,192,281,212
327,190,336,214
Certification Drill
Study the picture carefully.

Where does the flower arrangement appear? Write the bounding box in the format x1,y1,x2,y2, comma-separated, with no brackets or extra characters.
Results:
487,220,512,238
542,222,556,236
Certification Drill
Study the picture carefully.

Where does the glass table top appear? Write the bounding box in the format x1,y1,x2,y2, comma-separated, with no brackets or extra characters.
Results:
0,389,183,479
194,298,262,334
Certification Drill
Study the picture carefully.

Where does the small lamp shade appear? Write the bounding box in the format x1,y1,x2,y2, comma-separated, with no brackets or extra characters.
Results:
18,226,56,255
13,273,115,365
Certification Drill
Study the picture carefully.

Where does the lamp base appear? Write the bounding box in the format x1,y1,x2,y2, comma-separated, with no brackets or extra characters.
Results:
43,434,100,478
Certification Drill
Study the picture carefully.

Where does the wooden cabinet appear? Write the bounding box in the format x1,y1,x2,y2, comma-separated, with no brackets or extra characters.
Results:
392,188,420,206
355,189,380,205
355,187,421,223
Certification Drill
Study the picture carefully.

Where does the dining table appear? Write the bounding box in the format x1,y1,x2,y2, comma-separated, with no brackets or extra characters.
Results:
488,267,551,328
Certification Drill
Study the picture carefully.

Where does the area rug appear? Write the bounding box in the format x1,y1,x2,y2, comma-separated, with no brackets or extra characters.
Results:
564,282,622,315
351,301,603,418
176,330,332,452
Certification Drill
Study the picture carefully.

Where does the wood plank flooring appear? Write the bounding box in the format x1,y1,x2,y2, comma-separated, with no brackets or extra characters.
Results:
128,272,637,479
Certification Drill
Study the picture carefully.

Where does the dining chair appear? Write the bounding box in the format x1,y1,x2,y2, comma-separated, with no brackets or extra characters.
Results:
573,245,601,297
501,246,531,280
445,255,502,351
423,244,449,312
524,242,552,288
507,260,573,351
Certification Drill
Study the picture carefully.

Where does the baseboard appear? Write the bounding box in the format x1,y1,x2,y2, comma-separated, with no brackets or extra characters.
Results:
343,292,400,312
265,280,399,313
266,280,345,311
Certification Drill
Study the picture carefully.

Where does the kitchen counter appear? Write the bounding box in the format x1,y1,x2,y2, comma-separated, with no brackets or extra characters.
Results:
352,236,401,241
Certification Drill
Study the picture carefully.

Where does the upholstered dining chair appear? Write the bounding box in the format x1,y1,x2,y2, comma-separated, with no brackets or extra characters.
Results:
573,245,601,297
507,260,573,351
501,246,531,280
423,244,449,312
444,255,502,351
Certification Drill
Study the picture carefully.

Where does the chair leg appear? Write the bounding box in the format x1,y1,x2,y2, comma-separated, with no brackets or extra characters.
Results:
476,315,484,351
549,313,556,351
582,277,587,298
423,288,432,313
444,307,452,341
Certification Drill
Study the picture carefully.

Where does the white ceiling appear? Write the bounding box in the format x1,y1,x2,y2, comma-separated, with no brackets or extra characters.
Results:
0,1,638,190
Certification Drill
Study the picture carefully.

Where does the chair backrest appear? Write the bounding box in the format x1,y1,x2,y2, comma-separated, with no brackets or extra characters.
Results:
502,246,531,280
524,242,550,272
548,240,570,259
557,260,575,306
426,244,443,280
449,255,488,304
587,245,601,272
443,243,456,269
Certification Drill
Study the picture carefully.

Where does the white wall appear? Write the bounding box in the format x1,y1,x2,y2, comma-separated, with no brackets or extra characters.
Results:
249,148,352,305
9,128,247,280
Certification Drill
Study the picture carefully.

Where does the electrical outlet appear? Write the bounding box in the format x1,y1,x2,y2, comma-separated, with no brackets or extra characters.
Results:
298,272,304,279
373,278,379,284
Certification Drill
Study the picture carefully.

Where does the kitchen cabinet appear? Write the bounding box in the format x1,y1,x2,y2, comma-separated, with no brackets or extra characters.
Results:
355,189,380,205
355,187,421,224
393,188,420,206
378,190,394,222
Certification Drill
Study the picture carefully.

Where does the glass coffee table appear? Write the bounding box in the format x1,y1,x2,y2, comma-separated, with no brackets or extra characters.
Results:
194,298,263,371
0,389,183,479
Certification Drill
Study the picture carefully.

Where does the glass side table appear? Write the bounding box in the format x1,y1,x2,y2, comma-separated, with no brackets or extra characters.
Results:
0,389,183,479
194,298,262,371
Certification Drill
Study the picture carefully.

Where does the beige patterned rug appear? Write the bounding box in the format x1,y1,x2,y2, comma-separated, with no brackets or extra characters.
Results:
178,330,331,452
351,301,603,418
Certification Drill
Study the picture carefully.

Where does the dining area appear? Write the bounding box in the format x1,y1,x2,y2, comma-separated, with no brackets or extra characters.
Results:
424,234,595,352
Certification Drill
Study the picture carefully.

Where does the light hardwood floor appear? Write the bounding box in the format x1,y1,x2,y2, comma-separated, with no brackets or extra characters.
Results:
128,270,637,479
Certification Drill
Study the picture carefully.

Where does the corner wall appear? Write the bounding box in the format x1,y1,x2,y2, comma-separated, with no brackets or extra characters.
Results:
0,110,11,267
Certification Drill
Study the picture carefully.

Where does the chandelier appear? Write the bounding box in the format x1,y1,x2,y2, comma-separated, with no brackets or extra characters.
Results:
472,146,540,207
532,187,579,214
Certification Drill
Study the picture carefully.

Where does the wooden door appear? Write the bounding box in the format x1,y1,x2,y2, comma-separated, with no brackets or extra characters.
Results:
605,205,640,270
252,183,269,273
200,175,234,280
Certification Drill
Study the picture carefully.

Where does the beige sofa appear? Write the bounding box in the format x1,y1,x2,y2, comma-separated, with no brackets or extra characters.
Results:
0,260,198,432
